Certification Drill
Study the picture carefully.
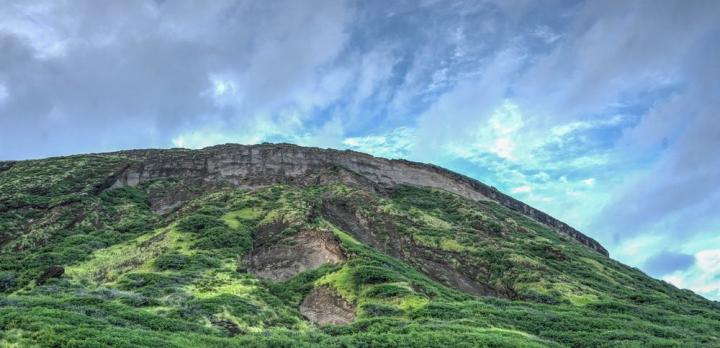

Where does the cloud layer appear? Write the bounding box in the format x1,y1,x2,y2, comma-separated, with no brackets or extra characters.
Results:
1,0,719,300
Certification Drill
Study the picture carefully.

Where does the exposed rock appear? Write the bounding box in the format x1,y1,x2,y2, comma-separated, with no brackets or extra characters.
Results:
321,197,509,298
244,229,345,281
36,265,64,286
143,179,231,214
251,220,290,246
300,286,356,325
105,143,608,256
93,163,132,195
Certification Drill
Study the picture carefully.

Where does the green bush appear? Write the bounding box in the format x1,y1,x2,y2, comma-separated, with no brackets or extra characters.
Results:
116,272,189,297
353,266,398,285
177,214,226,234
187,252,223,269
361,303,403,317
0,271,16,292
194,226,252,252
518,289,565,304
195,205,225,217
155,252,190,271
100,187,149,207
364,284,412,299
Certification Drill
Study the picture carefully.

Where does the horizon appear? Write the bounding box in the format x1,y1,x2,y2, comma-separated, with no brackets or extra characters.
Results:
1,0,718,301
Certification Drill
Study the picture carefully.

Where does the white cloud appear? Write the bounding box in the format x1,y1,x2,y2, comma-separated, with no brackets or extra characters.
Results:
0,2,69,58
411,48,526,163
663,274,684,288
0,82,7,103
437,99,529,163
533,25,561,44
342,127,414,159
696,249,720,274
657,248,720,300
533,172,551,182
614,234,667,266
550,115,625,138
172,129,261,149
511,185,532,194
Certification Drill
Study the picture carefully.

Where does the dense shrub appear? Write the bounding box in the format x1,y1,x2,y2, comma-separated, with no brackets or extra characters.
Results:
195,205,225,217
194,226,252,252
353,266,398,285
360,303,403,317
518,289,565,304
0,271,16,292
364,284,412,299
116,272,189,297
100,187,149,207
187,253,223,269
155,252,190,270
410,303,466,320
177,214,226,234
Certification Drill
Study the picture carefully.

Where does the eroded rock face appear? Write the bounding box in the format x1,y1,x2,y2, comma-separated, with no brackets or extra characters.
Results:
243,229,345,281
321,197,507,298
107,144,608,256
300,286,355,325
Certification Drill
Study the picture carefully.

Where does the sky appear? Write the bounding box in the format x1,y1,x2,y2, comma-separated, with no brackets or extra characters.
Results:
1,0,719,300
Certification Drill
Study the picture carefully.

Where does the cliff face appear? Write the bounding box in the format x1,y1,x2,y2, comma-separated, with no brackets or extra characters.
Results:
107,143,608,256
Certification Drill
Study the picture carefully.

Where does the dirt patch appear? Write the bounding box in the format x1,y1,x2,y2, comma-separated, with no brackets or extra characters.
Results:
300,286,356,325
252,220,290,247
243,229,345,281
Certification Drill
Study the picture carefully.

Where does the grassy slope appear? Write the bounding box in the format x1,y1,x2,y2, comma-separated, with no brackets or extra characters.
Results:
0,155,718,347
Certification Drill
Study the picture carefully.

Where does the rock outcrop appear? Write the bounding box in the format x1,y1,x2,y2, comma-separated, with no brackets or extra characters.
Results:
300,286,356,325
243,228,346,281
106,143,608,256
321,196,509,298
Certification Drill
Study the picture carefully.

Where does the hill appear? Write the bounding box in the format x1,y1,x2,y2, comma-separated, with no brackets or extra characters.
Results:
0,143,718,347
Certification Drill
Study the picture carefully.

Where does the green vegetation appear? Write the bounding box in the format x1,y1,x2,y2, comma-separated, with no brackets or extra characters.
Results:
0,154,718,347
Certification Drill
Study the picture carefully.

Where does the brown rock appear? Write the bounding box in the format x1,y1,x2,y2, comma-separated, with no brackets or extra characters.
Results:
244,229,345,281
300,286,355,325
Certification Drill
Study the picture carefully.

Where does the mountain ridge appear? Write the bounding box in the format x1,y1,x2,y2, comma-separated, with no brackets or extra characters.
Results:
98,143,607,256
1,143,718,347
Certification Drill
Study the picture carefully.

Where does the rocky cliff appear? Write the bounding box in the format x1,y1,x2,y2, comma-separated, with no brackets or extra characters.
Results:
106,143,608,256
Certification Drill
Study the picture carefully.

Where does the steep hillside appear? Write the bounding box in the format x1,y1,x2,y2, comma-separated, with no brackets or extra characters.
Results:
0,144,718,347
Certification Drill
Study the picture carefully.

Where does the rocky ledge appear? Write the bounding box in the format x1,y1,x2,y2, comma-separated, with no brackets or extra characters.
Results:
105,143,608,256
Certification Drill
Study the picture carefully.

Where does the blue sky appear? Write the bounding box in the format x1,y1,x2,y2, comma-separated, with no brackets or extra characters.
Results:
1,0,719,300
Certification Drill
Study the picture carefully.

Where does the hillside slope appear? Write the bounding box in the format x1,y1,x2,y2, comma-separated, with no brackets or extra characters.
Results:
0,144,718,347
